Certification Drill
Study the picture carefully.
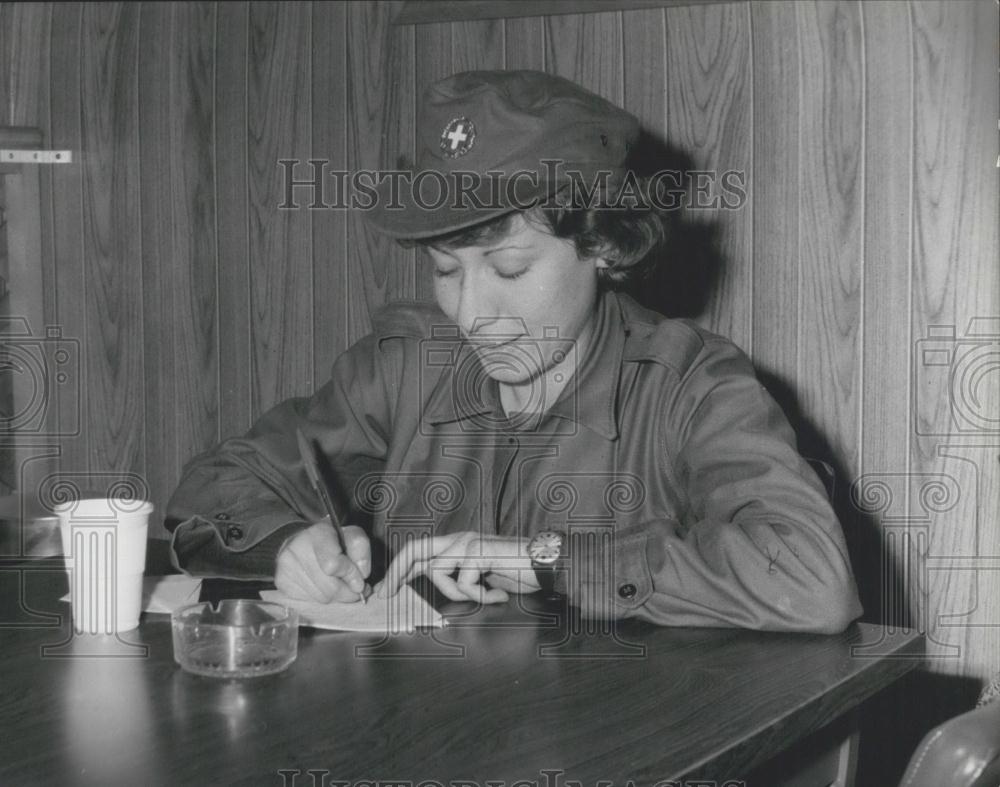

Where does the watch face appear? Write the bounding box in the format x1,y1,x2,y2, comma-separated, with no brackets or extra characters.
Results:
529,531,563,565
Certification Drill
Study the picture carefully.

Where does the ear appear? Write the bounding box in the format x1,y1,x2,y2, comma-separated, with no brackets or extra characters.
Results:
591,241,619,270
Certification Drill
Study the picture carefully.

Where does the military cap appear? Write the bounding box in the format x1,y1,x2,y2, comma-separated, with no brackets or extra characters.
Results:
365,69,639,239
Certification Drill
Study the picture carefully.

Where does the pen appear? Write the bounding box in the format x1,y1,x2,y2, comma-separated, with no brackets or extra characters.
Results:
295,427,367,605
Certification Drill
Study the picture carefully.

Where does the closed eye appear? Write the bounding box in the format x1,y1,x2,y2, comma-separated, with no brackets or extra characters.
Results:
433,267,460,278
496,268,528,281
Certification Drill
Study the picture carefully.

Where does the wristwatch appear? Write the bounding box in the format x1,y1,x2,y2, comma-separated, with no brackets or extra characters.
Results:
528,530,567,601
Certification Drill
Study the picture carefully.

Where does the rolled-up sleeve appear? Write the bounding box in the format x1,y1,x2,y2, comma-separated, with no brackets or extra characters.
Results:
562,337,863,633
165,334,393,579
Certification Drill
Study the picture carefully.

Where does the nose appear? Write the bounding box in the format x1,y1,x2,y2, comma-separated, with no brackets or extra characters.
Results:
458,289,526,340
454,271,484,336
452,269,528,340
456,271,507,338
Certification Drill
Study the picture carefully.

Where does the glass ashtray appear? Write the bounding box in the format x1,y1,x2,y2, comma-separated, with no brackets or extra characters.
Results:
171,599,299,678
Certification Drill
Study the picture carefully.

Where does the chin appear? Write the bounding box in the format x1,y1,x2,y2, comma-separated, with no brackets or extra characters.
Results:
478,355,538,381
481,365,538,386
473,339,549,377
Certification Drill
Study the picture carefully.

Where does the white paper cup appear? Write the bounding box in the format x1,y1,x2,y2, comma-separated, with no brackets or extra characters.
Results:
56,498,153,634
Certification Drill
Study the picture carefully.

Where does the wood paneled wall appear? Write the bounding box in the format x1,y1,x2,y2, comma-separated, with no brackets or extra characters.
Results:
0,1,997,692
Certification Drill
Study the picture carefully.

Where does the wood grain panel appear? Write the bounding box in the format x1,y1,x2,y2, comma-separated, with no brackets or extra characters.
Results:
858,0,913,630
0,5,8,125
139,2,217,535
215,1,251,439
795,1,863,475
622,8,666,131
909,0,1000,680
79,3,143,481
665,2,751,349
8,4,50,128
47,3,86,480
413,21,452,302
543,12,623,103
9,2,55,335
503,16,544,71
4,3,57,498
246,1,312,414
137,2,175,531
749,0,798,380
0,134,54,498
312,2,350,370
168,3,217,482
451,19,504,72
851,13,917,775
345,0,414,344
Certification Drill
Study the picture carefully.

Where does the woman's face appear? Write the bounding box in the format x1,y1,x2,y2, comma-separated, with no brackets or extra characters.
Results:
428,212,605,386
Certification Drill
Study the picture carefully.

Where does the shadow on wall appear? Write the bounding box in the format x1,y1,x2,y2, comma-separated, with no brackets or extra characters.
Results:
620,130,726,320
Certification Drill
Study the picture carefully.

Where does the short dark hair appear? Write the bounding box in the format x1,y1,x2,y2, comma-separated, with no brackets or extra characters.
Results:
405,184,670,288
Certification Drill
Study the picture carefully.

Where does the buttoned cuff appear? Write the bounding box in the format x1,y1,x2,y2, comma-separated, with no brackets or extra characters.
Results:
552,525,654,619
169,512,310,580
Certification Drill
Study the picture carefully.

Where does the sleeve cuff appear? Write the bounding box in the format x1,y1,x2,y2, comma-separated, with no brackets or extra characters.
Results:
553,526,654,619
169,514,311,580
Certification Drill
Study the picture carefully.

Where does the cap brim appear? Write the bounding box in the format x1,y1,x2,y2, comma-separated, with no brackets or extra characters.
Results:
363,172,557,240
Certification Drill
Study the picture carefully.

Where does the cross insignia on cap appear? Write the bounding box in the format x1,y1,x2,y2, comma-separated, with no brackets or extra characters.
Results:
440,117,476,158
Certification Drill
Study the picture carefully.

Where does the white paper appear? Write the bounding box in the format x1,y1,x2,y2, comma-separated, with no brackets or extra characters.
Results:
60,574,202,615
143,575,203,613
259,585,444,633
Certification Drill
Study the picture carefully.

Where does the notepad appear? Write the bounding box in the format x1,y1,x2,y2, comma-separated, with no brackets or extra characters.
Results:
260,585,444,633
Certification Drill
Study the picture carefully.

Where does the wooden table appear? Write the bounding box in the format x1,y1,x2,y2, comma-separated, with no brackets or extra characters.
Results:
0,549,923,787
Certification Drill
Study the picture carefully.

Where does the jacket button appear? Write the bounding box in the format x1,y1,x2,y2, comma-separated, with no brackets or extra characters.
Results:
618,583,637,600
226,524,244,542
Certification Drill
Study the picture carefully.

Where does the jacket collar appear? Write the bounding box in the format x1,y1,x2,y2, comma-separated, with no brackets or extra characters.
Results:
422,290,628,440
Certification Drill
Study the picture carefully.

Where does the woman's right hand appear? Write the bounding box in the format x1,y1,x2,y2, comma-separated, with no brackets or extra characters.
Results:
275,518,371,603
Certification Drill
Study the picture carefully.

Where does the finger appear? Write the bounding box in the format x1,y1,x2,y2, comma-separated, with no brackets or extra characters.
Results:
307,525,366,594
402,552,464,593
288,535,365,602
460,585,510,605
380,534,450,598
307,520,345,575
455,559,486,591
327,578,365,603
397,558,426,589
399,555,438,588
417,556,490,603
275,573,316,602
277,548,334,603
324,553,367,596
483,572,521,593
342,525,371,579
398,533,478,588
456,561,508,604
278,526,364,603
425,569,478,602
277,530,332,601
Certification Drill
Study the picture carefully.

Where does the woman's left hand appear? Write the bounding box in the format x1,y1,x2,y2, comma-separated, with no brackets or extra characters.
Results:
376,532,540,603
